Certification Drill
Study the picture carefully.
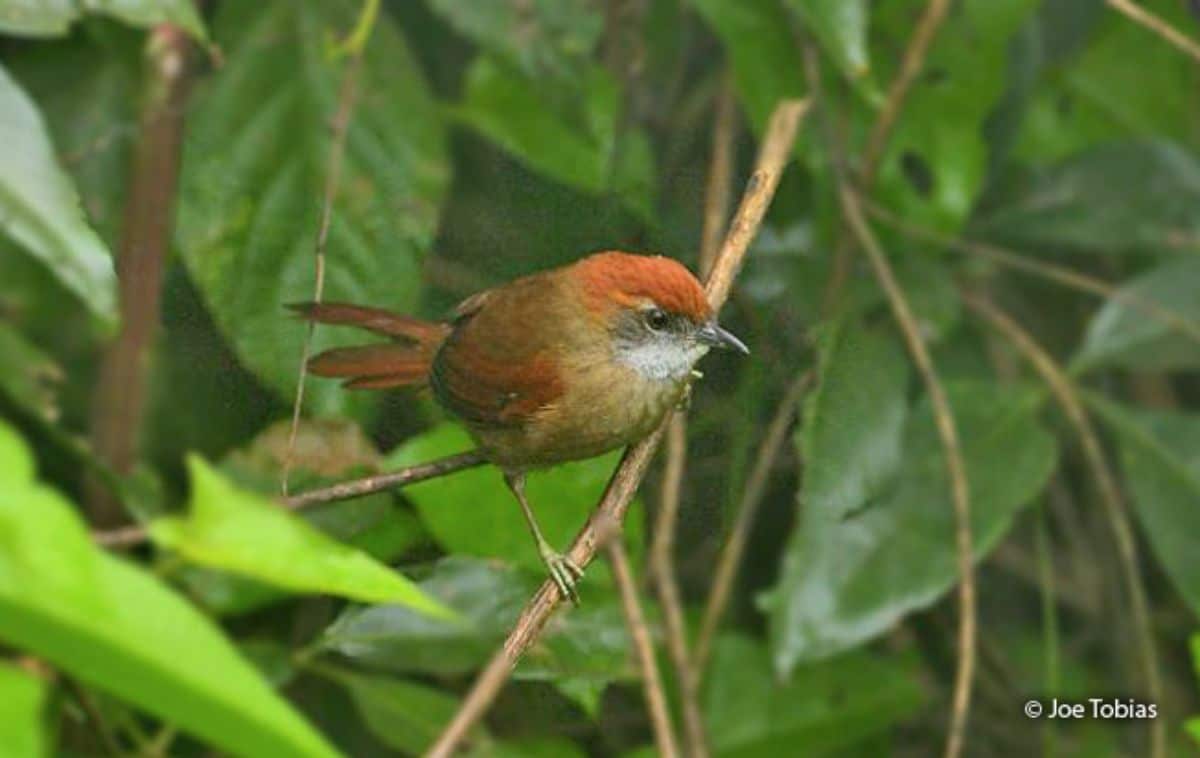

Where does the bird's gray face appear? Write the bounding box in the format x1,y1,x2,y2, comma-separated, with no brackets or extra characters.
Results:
612,303,748,382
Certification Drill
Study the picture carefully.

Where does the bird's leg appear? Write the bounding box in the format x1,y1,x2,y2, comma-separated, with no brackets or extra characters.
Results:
503,471,584,603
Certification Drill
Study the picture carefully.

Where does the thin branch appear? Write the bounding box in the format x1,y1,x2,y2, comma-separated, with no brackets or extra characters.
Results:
609,538,680,758
1107,0,1200,64
860,0,952,188
425,99,810,758
838,181,975,758
282,35,368,496
93,450,486,549
87,24,193,526
693,370,811,673
698,74,738,280
961,291,1165,758
868,203,1200,350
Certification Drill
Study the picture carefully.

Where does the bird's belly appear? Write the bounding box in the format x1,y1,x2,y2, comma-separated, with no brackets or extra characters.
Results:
473,366,684,469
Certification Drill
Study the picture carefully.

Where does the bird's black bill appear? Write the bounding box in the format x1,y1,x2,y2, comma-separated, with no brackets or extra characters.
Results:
698,321,749,354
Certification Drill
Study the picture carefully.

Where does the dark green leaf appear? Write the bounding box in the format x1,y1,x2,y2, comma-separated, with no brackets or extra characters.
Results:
785,0,870,82
1089,399,1200,618
177,1,449,414
1072,258,1200,372
704,634,924,756
0,422,342,758
148,456,453,618
0,63,117,325
766,383,1057,671
0,323,62,423
386,423,644,575
0,662,47,758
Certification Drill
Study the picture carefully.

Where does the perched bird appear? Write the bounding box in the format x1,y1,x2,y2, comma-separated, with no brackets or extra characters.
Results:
293,251,747,600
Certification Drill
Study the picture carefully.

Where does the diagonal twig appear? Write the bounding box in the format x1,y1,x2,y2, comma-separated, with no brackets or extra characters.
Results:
425,98,810,758
961,290,1165,758
838,180,975,758
1107,0,1200,64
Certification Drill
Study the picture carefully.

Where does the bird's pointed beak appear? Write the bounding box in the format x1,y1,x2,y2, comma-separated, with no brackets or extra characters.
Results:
697,321,749,355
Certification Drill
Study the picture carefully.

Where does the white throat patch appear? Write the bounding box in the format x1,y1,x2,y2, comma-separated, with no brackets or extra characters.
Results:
615,338,709,382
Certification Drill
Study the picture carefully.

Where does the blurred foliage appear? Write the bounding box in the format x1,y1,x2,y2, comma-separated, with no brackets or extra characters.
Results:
2,0,1200,755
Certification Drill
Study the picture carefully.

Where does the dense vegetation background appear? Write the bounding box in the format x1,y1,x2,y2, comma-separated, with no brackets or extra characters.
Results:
2,0,1200,755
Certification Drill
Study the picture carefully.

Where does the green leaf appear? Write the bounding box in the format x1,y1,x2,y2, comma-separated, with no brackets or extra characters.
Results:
177,1,449,415
785,0,870,82
322,556,635,685
0,0,76,36
453,57,655,219
386,423,644,575
0,0,206,39
0,64,117,326
148,456,453,619
766,383,1057,672
0,663,47,758
874,0,1037,230
691,0,807,134
0,422,342,758
976,141,1200,255
83,0,207,40
797,322,909,520
704,634,924,756
1073,257,1200,372
1088,399,1200,618
0,323,63,423
427,0,602,83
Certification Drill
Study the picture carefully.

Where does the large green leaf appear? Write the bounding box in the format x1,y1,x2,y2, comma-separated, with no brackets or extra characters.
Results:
453,57,654,219
0,662,47,758
0,422,341,758
176,1,449,415
1089,399,1200,618
874,0,1037,230
427,0,602,83
148,456,453,619
1073,257,1200,372
691,0,807,134
0,0,205,39
975,141,1200,255
785,0,870,83
321,556,634,684
704,634,924,756
0,64,117,326
766,383,1057,672
386,423,644,577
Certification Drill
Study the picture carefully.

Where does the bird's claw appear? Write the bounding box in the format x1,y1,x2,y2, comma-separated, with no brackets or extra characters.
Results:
541,546,584,604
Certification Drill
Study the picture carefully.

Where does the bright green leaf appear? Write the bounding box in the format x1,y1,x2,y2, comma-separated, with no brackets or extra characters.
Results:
1073,257,1200,372
705,634,924,755
0,422,342,758
0,0,206,39
786,0,870,81
0,663,47,758
0,64,117,325
148,456,453,619
0,0,75,36
766,383,1057,672
177,1,449,415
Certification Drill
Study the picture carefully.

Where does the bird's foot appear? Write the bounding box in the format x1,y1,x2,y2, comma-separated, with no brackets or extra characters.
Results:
540,544,584,604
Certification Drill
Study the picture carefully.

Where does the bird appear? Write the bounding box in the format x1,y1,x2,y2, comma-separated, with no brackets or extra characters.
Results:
292,251,748,601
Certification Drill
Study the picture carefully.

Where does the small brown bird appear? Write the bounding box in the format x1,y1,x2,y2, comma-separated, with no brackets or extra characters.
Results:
294,251,747,600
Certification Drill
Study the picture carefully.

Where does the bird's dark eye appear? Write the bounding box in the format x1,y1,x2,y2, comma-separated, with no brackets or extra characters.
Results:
644,307,670,331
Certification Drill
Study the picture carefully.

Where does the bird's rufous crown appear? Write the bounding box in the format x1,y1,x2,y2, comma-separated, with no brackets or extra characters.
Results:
574,251,712,322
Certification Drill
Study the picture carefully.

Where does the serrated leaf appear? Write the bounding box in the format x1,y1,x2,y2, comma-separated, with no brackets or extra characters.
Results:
0,421,342,758
1073,257,1200,372
767,383,1057,672
177,1,449,415
148,456,453,619
0,64,117,325
1089,399,1200,618
0,663,47,758
786,0,870,81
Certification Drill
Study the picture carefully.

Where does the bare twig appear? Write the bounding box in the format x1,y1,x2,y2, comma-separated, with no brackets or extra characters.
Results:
698,74,738,279
282,49,365,496
609,538,680,758
1107,0,1200,64
860,0,952,187
94,450,486,549
87,25,193,526
425,99,810,758
693,370,811,673
868,203,1200,350
961,291,1165,758
838,182,975,758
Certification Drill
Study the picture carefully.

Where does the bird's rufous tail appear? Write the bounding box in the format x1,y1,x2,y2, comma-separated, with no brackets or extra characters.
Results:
289,302,450,390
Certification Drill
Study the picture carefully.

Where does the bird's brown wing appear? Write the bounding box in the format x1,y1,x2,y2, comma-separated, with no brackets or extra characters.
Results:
431,279,565,427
